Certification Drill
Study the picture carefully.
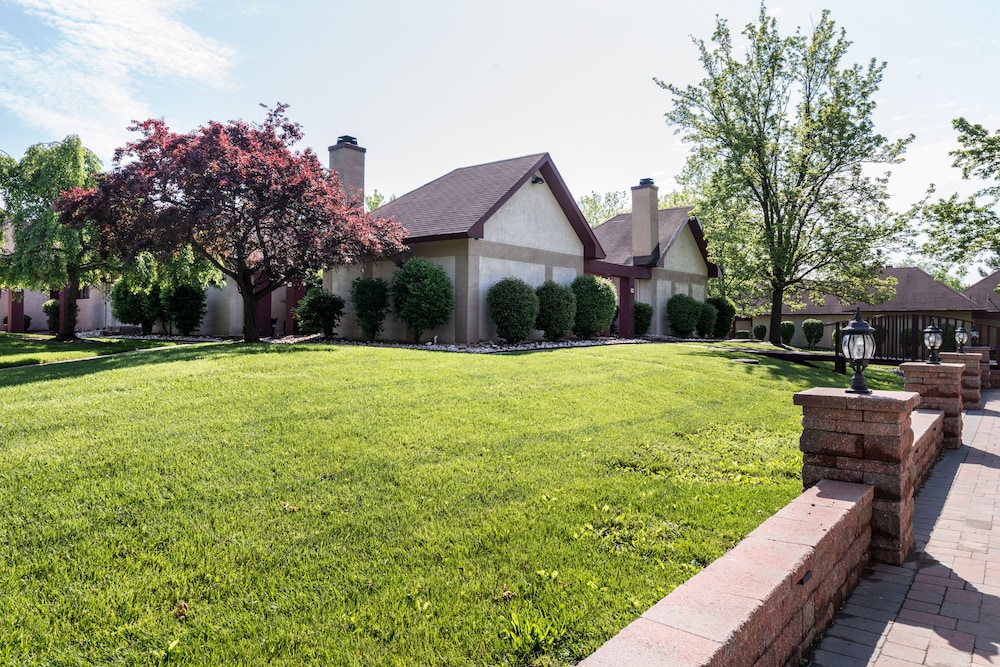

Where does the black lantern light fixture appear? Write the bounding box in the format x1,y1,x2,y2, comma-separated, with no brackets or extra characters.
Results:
923,319,942,365
955,323,970,354
971,325,980,346
842,307,876,394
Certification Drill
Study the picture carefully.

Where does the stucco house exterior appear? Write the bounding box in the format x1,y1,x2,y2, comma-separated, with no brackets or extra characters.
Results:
324,137,718,343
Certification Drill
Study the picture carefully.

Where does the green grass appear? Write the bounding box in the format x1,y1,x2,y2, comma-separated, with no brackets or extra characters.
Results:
0,343,902,666
0,332,190,369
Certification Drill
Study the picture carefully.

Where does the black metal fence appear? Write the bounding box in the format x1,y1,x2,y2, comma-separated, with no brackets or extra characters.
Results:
833,313,997,365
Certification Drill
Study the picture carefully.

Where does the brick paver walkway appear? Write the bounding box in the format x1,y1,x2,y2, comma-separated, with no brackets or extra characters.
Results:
809,389,1000,666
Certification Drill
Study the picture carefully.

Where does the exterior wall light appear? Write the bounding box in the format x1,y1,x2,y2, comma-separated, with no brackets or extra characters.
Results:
923,319,942,365
971,325,980,346
955,324,969,353
842,307,876,394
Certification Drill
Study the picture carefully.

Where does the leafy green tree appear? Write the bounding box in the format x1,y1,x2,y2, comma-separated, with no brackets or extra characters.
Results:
0,136,104,340
656,6,909,344
916,118,1000,271
365,189,396,213
391,257,455,343
577,190,629,227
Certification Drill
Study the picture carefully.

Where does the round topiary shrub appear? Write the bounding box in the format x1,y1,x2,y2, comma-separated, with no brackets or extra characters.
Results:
698,302,718,337
753,324,767,341
162,283,207,336
42,299,60,332
802,318,824,348
351,277,390,340
391,257,455,343
570,274,617,339
666,293,701,337
706,296,737,338
487,277,540,343
634,302,653,336
780,321,795,345
294,289,346,339
535,280,576,341
735,329,752,340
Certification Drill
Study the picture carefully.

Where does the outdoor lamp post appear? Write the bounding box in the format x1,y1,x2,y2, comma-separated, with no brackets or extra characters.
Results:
955,324,970,354
842,307,876,394
924,319,943,365
971,325,980,346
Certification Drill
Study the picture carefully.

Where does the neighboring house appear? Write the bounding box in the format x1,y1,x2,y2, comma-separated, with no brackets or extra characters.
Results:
751,267,984,348
964,269,1000,329
324,137,719,343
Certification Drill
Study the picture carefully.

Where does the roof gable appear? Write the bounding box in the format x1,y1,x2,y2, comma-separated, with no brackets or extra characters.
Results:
374,153,604,259
591,207,719,277
964,269,1000,312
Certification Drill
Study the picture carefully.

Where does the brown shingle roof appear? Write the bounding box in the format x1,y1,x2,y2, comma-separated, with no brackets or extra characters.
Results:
373,153,604,259
964,269,1000,312
590,207,719,276
783,267,983,315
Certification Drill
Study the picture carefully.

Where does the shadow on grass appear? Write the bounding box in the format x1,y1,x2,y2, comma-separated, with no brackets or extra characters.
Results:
0,342,329,389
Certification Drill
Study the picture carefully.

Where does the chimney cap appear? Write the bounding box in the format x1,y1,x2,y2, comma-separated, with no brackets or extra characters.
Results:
638,177,655,186
337,135,358,145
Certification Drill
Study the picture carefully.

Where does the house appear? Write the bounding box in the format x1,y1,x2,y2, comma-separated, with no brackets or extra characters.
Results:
324,137,719,343
749,267,985,349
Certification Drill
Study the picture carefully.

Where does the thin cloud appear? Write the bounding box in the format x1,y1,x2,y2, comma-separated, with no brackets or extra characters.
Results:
0,0,237,157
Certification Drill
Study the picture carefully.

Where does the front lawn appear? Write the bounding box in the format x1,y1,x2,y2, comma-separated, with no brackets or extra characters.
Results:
0,343,902,665
0,332,190,369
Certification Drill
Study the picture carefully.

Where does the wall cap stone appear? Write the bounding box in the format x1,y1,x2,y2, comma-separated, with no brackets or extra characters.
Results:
793,387,920,412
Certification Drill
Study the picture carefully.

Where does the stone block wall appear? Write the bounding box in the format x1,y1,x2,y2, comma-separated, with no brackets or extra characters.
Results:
939,352,982,410
579,481,873,667
966,345,991,389
901,362,964,448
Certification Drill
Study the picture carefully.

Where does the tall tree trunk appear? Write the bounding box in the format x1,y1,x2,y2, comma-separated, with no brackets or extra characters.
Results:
240,278,260,343
57,267,80,341
768,287,784,347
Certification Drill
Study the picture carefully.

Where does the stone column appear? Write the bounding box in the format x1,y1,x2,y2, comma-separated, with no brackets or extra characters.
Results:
939,352,982,411
965,345,991,390
900,362,964,448
794,388,920,565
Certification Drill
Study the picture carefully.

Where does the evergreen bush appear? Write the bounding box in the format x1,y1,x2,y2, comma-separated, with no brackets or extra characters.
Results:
42,299,60,332
705,296,737,338
111,280,161,334
391,258,455,343
634,302,653,336
698,302,718,337
780,321,795,345
162,283,207,336
294,289,346,339
487,278,539,343
2,315,32,330
666,293,701,337
802,319,824,348
535,281,576,341
570,275,617,339
753,324,767,341
351,277,390,340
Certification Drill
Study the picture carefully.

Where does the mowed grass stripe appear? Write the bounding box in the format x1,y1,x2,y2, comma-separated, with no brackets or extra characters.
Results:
0,343,901,666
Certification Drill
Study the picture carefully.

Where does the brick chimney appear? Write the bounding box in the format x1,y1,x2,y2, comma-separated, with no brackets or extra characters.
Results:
328,135,366,208
631,177,659,260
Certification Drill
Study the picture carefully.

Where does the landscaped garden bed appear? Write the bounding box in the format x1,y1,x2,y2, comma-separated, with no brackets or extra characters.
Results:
0,343,902,665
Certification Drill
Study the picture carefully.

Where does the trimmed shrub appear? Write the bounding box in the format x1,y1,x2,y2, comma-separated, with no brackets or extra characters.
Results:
706,296,736,338
802,319,824,348
111,280,161,334
487,277,540,343
2,315,31,330
698,302,718,338
736,329,752,340
162,283,207,336
535,281,576,341
753,324,767,341
634,302,653,336
780,321,795,345
351,277,390,340
570,274,617,339
666,293,701,337
42,299,60,332
391,257,455,343
294,289,346,339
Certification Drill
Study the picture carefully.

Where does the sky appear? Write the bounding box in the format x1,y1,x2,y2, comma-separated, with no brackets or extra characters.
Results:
1,0,998,219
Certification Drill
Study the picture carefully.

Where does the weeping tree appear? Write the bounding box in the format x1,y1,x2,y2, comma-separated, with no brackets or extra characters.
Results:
0,136,105,340
657,5,908,343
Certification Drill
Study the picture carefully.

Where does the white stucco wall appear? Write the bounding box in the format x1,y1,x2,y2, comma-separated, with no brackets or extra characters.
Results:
483,181,584,256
